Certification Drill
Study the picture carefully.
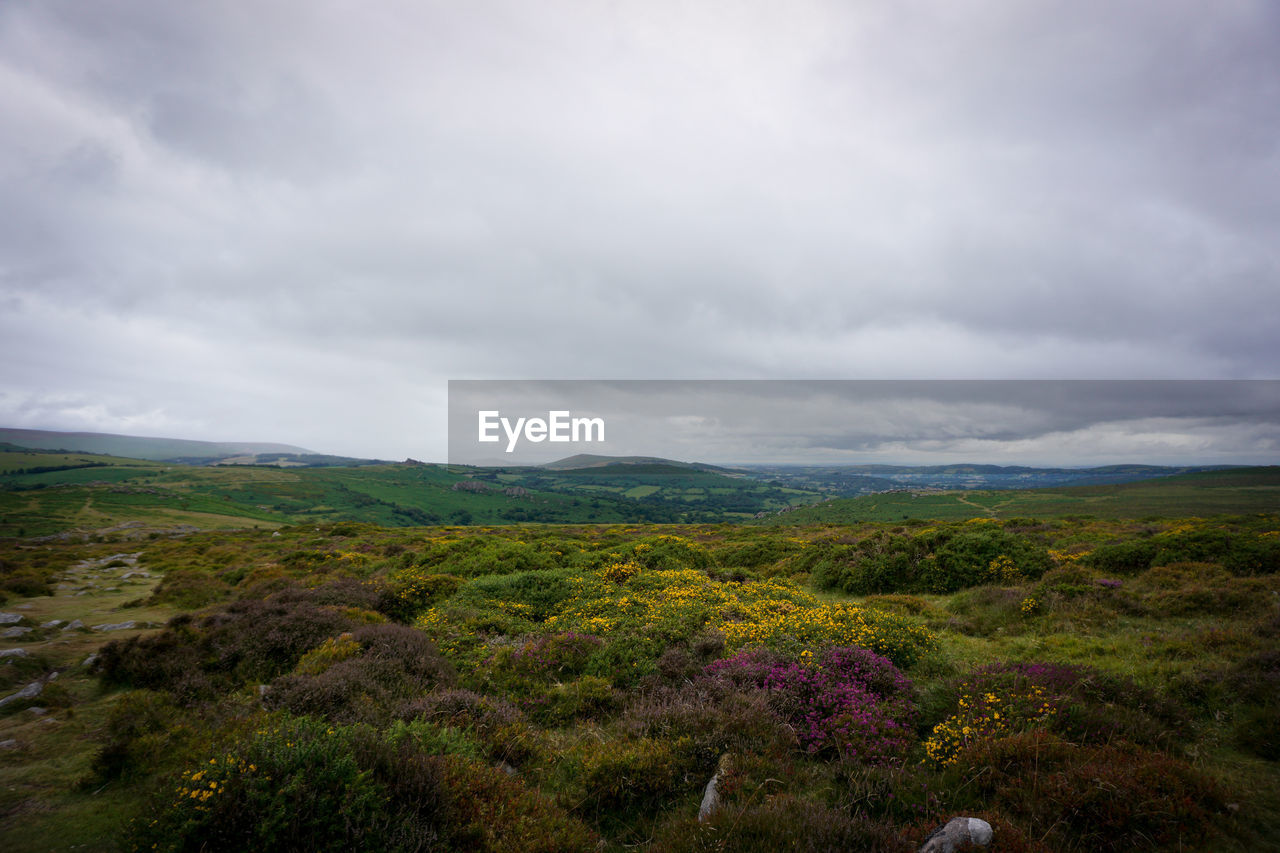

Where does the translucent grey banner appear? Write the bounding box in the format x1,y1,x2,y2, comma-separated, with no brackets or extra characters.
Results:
447,380,1280,468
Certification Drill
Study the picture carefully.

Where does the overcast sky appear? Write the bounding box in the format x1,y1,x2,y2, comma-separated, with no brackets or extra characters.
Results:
448,380,1280,466
3,1,1278,461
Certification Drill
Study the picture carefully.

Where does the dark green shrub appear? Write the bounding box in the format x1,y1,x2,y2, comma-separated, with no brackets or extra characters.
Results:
716,537,800,569
1234,704,1280,761
920,526,1052,593
418,538,557,577
1131,563,1273,617
1085,539,1159,576
398,689,541,765
812,535,925,595
619,682,797,768
96,586,366,702
436,754,598,852
131,717,396,853
87,690,199,784
148,569,233,608
558,734,703,818
452,570,576,622
534,674,620,725
814,525,1051,595
1222,534,1280,575
265,624,455,724
953,730,1223,851
0,565,52,598
379,570,464,621
652,793,902,853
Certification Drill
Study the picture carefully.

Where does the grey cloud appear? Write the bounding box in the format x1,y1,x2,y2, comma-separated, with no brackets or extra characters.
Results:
1,2,1277,458
447,380,1280,466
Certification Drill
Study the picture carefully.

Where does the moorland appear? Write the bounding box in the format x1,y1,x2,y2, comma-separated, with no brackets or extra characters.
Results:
1,445,1278,851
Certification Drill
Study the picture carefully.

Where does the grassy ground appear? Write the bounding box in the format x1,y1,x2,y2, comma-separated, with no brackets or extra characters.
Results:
762,466,1280,524
1,516,1277,850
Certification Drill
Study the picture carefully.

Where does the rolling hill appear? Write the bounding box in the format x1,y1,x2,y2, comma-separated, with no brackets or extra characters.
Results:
754,466,1280,524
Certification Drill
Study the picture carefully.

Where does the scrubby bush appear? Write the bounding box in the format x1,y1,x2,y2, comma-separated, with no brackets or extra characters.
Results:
924,662,1190,766
1130,562,1274,617
920,525,1052,593
528,675,621,726
147,569,233,608
380,569,464,621
265,624,455,724
0,560,54,598
131,717,398,852
704,647,916,762
452,569,577,623
415,537,559,577
507,631,603,679
96,582,412,702
715,537,801,569
652,792,903,853
435,753,599,852
606,534,713,573
399,689,542,765
620,682,797,768
1083,539,1160,576
87,690,197,784
952,730,1223,851
814,523,1051,596
557,734,703,818
131,714,597,853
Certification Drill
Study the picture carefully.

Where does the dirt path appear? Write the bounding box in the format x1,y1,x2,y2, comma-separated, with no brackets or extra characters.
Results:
954,494,997,516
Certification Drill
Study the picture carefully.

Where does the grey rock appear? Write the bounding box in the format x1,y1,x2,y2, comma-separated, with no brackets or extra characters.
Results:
27,706,47,716
120,571,150,580
92,621,137,632
0,739,17,750
699,754,732,823
62,619,85,631
920,817,993,853
82,653,100,668
0,613,22,625
41,620,64,629
2,627,32,638
0,648,31,658
0,682,43,708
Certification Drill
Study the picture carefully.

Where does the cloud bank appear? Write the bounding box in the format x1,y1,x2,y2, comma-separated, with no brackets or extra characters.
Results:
2,1,1278,459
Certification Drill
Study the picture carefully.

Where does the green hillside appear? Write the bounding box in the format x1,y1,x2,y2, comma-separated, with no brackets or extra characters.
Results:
0,450,809,538
0,427,313,462
5,448,1278,539
757,466,1280,524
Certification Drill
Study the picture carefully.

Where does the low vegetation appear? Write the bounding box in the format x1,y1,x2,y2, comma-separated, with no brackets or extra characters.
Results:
1,508,1278,850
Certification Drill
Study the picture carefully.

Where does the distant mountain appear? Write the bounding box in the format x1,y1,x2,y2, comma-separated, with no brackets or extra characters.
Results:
543,454,741,476
751,466,1280,525
738,462,1235,494
0,428,315,463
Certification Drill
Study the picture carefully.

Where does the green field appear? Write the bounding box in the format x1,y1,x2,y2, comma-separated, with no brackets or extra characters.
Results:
0,453,831,538
759,467,1280,524
6,451,1278,542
